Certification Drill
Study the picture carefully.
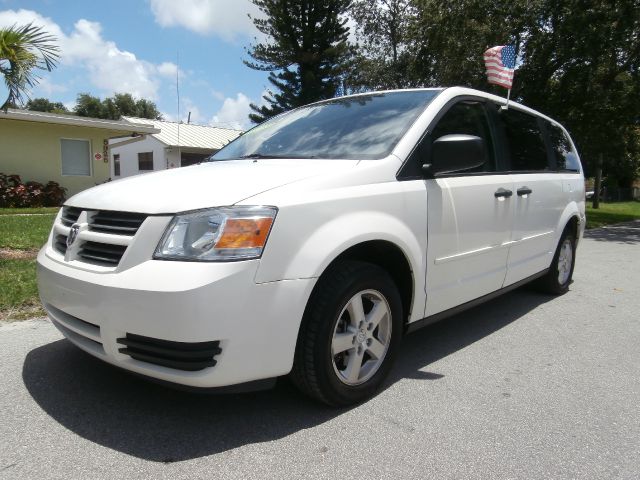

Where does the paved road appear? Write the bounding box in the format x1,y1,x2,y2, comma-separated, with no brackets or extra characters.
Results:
1,223,639,480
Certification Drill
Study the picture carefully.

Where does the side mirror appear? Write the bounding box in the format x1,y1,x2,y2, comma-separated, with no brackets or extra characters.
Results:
422,134,486,177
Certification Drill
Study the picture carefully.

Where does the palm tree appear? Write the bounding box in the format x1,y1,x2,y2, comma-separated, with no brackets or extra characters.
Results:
0,23,59,111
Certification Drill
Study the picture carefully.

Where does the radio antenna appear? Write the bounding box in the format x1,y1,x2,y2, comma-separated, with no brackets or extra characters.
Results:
176,51,181,168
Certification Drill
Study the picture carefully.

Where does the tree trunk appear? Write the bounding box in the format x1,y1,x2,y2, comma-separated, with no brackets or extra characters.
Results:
592,154,603,209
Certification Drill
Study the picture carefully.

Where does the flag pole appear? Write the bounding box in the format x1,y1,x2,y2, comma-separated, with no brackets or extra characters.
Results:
505,88,511,110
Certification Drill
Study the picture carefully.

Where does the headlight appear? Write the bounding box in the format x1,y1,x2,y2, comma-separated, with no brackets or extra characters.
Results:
154,206,277,261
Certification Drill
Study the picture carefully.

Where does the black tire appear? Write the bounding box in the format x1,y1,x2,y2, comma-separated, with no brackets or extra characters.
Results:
291,260,403,406
536,228,576,295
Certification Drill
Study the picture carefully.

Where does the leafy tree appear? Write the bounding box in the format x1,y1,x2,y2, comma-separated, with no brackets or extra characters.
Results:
517,0,640,188
245,0,353,123
25,97,68,113
74,93,104,118
73,92,162,120
351,0,639,186
0,23,59,111
135,98,162,119
101,96,120,120
112,93,137,116
408,0,534,89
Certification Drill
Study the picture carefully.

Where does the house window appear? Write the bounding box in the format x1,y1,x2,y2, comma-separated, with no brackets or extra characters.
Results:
61,139,91,176
138,152,153,171
113,154,121,176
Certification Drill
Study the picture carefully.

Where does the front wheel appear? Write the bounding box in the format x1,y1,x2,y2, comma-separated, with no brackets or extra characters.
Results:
537,228,576,295
291,261,403,406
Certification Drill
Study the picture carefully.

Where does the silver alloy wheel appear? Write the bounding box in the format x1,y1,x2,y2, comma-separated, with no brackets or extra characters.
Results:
557,238,573,285
331,289,392,386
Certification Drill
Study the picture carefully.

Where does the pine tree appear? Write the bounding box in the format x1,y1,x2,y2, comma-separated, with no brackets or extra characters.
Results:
245,0,352,123
348,0,416,90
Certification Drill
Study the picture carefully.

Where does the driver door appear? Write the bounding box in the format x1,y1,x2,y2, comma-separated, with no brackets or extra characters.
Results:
421,100,514,316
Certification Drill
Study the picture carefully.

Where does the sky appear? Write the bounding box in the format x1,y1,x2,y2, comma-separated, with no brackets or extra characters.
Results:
0,0,273,130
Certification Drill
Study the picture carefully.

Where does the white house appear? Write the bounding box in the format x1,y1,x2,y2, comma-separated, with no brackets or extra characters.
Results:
110,117,242,178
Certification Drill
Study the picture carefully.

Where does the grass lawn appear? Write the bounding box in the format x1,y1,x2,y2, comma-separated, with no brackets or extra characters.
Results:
0,207,59,215
0,214,56,250
0,258,42,320
0,209,56,320
585,201,640,229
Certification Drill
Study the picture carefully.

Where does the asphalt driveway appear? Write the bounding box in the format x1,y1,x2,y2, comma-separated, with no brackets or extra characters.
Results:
1,222,638,479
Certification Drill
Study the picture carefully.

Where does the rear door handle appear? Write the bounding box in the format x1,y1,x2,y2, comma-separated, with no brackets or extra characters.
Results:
494,188,513,198
517,187,533,196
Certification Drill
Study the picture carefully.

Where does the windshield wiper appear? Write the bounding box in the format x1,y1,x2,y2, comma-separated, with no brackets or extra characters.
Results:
238,153,286,159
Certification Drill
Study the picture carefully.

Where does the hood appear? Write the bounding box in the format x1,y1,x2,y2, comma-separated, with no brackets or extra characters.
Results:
66,159,359,214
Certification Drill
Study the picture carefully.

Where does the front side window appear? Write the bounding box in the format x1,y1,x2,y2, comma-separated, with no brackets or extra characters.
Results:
138,152,153,171
547,122,580,171
430,101,496,172
61,139,91,176
212,90,441,161
113,154,121,176
498,108,549,171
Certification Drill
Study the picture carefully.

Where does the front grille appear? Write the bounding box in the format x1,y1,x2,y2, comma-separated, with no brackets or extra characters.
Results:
61,206,82,226
90,211,147,235
78,241,127,265
52,207,148,267
54,234,68,255
54,206,77,255
117,333,222,371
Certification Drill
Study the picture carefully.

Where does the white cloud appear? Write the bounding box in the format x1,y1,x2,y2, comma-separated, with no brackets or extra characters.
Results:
211,89,225,101
161,98,205,124
182,97,205,124
149,0,260,41
157,62,185,80
210,92,253,130
0,9,180,100
160,110,178,122
32,77,68,96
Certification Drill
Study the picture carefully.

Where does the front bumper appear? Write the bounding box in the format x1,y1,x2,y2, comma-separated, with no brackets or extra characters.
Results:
37,247,316,388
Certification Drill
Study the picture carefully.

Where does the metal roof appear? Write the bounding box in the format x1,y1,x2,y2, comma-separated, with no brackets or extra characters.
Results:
122,116,242,150
1,109,159,134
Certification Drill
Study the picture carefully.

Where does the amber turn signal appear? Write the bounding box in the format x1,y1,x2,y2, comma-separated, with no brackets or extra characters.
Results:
215,217,274,249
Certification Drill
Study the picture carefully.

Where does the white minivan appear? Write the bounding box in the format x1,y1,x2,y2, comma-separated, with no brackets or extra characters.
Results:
37,87,585,405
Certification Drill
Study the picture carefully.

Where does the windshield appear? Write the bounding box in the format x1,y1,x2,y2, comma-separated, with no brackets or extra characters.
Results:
211,90,441,161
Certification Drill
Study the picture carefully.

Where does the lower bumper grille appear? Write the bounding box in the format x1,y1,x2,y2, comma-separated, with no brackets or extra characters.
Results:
44,303,104,356
117,333,222,371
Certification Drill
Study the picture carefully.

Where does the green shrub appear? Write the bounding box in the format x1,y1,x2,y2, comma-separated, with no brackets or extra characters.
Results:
0,173,66,207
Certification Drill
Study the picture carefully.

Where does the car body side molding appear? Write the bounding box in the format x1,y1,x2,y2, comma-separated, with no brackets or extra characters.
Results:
405,268,549,333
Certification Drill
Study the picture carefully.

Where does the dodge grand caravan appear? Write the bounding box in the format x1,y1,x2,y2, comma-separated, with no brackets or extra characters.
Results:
37,87,585,406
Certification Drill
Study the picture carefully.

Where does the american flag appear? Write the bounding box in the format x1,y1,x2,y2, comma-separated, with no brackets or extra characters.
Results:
484,45,516,89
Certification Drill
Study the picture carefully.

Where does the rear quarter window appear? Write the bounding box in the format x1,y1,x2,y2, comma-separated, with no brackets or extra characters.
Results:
547,122,581,172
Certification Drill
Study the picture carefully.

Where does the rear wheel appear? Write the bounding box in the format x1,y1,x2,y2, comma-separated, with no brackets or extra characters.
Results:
537,228,576,294
291,261,403,406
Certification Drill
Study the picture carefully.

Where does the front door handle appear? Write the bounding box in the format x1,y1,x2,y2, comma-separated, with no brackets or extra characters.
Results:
517,187,533,196
494,188,513,198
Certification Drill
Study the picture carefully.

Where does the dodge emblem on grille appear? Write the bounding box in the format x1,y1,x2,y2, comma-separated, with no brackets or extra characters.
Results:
67,224,80,247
